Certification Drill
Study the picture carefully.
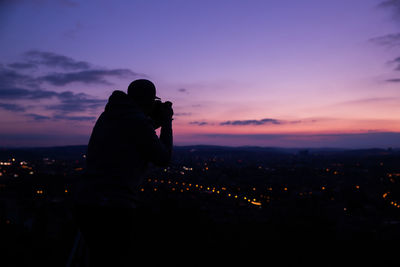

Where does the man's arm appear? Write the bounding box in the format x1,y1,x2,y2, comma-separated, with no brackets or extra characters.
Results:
159,119,173,160
136,116,173,167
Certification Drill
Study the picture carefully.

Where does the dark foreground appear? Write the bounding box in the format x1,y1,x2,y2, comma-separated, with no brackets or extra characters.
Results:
1,145,400,266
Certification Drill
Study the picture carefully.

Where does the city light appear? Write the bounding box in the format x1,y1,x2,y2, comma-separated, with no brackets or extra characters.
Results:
142,171,399,212
3,140,400,258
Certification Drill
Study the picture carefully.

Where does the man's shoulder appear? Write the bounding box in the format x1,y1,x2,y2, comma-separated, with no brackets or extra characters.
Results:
123,108,150,122
117,108,155,133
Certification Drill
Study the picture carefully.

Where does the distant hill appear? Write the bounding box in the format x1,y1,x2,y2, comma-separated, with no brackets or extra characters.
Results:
0,145,397,161
0,145,88,160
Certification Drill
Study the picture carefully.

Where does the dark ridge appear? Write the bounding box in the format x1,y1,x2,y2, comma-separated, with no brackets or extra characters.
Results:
0,145,398,161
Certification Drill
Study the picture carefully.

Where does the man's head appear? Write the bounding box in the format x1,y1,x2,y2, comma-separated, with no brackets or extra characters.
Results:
128,79,159,115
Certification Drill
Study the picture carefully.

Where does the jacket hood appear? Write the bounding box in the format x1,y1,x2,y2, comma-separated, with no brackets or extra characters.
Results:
105,90,137,112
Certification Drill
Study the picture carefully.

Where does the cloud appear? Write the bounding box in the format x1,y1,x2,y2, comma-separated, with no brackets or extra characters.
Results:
371,2,400,80
189,121,209,126
21,50,142,86
53,114,96,121
39,68,139,86
0,87,58,99
382,56,400,78
0,84,105,113
46,91,106,112
178,88,188,93
220,118,283,126
7,62,37,70
25,50,91,70
174,112,192,116
378,0,400,21
0,82,106,113
0,102,26,112
370,33,400,47
2,51,144,88
336,97,399,105
25,113,51,121
0,66,106,114
0,66,39,88
386,78,400,82
0,86,105,113
0,50,144,123
25,113,95,122
389,56,400,68
379,0,400,13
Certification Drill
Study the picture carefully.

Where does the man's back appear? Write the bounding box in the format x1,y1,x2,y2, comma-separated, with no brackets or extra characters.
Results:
73,80,173,267
77,90,172,208
86,90,148,180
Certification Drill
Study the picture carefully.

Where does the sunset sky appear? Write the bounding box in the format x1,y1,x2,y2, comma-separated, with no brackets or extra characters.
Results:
0,0,399,148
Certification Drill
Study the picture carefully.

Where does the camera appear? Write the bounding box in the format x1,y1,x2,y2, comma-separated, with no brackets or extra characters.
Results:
150,99,173,129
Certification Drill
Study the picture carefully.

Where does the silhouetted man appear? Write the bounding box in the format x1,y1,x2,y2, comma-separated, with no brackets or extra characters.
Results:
74,79,173,266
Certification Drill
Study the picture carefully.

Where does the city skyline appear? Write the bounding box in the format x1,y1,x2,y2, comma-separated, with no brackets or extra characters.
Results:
1,0,400,147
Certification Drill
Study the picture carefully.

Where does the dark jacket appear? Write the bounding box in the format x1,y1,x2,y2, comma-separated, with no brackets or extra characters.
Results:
75,90,172,208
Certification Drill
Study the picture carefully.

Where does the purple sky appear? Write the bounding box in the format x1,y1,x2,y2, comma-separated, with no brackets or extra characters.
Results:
0,0,399,148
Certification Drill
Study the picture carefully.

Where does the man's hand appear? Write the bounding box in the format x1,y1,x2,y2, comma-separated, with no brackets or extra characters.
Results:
161,101,174,125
